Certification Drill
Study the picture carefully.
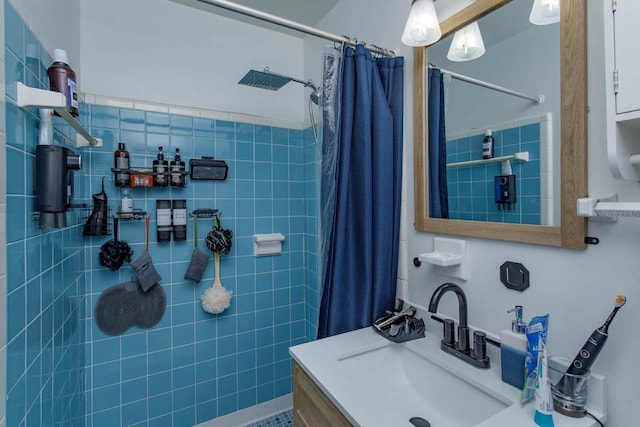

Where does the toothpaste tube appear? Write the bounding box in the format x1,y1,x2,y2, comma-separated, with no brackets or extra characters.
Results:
521,314,549,403
534,338,555,427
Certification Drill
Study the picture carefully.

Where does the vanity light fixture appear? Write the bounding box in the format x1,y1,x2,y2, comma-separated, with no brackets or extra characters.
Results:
401,0,442,47
447,22,485,62
529,0,560,25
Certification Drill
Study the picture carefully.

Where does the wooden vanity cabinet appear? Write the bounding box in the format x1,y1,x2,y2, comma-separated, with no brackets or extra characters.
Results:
293,361,352,427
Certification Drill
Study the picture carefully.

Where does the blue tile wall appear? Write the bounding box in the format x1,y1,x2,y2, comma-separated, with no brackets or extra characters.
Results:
83,107,318,426
5,2,87,426
6,3,320,426
446,123,541,224
302,128,320,341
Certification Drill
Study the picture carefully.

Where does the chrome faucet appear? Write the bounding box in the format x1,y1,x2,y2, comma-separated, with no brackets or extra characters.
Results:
428,283,490,369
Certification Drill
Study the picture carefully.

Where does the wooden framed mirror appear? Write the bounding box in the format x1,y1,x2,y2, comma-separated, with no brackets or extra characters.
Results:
413,0,587,249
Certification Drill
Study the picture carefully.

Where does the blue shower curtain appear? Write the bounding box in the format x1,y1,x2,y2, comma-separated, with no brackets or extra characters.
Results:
428,68,449,218
318,45,404,339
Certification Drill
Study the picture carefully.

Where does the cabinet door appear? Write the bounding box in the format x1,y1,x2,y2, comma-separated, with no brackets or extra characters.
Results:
615,0,640,114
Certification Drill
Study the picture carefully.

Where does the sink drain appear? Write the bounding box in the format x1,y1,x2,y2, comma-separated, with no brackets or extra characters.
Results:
409,417,431,427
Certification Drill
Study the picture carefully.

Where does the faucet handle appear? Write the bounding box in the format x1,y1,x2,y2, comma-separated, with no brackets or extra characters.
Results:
472,330,488,361
430,315,456,347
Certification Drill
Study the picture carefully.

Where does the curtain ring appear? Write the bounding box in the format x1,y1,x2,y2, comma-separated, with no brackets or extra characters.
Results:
340,36,358,49
369,43,381,57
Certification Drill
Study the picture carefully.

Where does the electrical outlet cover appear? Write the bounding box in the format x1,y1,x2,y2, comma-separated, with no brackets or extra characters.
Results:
500,261,529,291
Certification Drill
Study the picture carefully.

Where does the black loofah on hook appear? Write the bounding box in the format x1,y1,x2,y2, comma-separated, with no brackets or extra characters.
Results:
98,217,133,271
205,214,233,255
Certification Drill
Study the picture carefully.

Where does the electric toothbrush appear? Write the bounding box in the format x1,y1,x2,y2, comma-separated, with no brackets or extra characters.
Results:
564,295,626,377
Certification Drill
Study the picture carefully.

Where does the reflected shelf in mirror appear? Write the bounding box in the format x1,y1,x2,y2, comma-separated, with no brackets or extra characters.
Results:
447,151,529,168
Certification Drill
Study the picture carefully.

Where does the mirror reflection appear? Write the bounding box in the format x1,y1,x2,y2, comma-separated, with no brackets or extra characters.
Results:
427,1,559,226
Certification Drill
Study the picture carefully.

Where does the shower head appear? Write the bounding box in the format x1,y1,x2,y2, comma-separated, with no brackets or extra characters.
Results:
310,86,321,106
238,67,293,91
239,67,321,105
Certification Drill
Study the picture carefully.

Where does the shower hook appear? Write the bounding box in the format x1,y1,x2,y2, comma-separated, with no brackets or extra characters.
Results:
370,44,392,58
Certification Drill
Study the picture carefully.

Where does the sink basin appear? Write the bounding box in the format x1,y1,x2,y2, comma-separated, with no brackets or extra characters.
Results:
336,343,509,427
291,327,606,427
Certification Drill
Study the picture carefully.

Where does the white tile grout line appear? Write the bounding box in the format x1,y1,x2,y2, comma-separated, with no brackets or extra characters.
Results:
82,92,312,131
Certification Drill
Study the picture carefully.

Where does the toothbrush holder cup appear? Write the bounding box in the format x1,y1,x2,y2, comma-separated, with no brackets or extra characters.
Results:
548,359,590,418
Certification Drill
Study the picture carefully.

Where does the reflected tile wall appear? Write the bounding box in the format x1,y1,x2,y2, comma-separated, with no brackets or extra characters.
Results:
446,123,542,225
4,2,86,426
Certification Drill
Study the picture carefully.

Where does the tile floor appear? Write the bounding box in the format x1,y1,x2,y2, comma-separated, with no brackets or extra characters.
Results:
246,409,294,427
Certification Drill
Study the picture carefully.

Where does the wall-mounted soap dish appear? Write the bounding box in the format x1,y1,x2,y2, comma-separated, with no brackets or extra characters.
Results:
418,251,462,267
254,233,285,257
415,237,468,281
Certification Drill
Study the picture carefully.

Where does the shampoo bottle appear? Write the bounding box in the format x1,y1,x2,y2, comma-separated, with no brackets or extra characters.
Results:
114,143,130,187
172,199,187,241
170,148,186,187
501,305,528,389
153,146,169,187
482,129,494,159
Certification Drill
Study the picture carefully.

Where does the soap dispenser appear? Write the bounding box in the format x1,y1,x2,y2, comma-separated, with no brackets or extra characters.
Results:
153,146,169,186
170,148,186,187
500,305,528,389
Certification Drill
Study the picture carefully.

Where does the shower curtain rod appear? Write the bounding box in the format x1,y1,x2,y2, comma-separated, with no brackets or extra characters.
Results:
194,0,395,57
436,66,544,103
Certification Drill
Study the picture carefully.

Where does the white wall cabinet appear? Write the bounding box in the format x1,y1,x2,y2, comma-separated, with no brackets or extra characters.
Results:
605,0,640,180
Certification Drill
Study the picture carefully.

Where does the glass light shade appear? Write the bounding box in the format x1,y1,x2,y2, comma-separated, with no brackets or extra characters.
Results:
446,22,485,62
401,0,442,47
529,0,560,25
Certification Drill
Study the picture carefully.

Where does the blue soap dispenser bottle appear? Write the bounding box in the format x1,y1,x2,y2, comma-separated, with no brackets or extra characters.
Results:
500,305,528,389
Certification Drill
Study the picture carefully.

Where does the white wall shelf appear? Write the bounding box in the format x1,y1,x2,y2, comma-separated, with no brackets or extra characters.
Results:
577,193,640,221
16,82,103,148
447,151,529,168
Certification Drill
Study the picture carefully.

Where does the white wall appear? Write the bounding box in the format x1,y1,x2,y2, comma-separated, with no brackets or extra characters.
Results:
79,0,307,123
311,1,640,426
9,0,80,68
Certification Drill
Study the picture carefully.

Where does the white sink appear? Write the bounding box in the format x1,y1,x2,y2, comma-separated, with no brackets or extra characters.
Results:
290,327,605,427
336,343,509,427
